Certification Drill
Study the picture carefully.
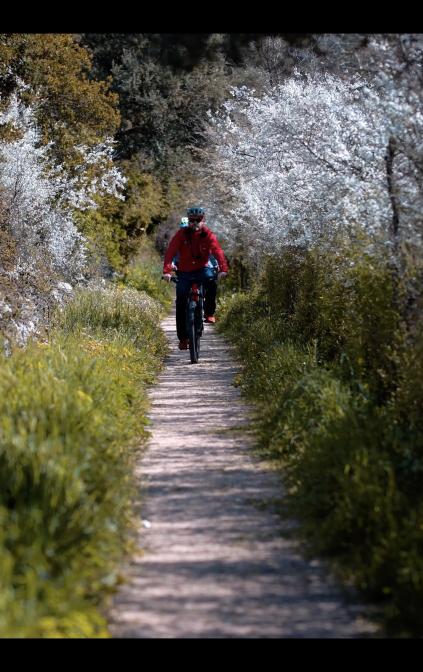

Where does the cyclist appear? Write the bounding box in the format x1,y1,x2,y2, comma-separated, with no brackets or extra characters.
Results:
203,254,219,323
171,217,190,270
163,206,228,350
173,218,219,323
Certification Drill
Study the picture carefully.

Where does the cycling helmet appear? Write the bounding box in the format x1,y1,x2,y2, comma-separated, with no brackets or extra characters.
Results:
187,206,205,217
179,217,189,228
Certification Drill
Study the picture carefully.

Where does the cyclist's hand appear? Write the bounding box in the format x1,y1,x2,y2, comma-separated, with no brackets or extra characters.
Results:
162,273,172,282
218,272,228,280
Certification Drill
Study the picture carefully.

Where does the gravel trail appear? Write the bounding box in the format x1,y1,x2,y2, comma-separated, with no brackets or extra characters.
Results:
108,304,379,638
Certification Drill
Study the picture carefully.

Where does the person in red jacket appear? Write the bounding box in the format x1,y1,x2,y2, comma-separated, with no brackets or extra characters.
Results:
163,206,228,350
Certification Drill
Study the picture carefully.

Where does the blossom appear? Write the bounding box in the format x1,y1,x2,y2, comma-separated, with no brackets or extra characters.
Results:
0,91,126,280
0,85,126,345
199,43,423,264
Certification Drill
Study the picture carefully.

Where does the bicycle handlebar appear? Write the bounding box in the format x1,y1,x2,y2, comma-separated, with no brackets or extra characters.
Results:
162,273,225,284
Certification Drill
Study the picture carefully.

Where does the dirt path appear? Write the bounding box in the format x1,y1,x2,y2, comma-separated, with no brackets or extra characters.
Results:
108,304,379,638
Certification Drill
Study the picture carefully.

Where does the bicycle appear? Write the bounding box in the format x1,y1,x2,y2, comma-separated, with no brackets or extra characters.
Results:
169,276,204,364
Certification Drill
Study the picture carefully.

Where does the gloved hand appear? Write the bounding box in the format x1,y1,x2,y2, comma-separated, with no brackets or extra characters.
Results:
218,272,228,280
162,274,172,282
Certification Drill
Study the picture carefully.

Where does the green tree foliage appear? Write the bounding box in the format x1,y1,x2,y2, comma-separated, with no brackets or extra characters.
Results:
0,33,120,168
104,35,233,165
75,159,169,269
79,33,275,169
81,33,265,81
118,160,167,236
0,33,127,278
79,33,244,253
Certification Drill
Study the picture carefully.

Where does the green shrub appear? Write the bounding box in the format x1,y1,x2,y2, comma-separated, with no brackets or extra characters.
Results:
287,405,423,635
75,201,128,272
120,235,173,310
315,249,402,401
218,246,423,636
263,368,355,464
393,323,423,433
123,266,172,310
257,243,402,402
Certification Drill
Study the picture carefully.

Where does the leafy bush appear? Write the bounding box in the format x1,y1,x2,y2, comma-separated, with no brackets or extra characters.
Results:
393,323,423,434
253,244,402,402
218,246,423,636
123,266,172,311
119,235,173,310
74,197,129,273
313,246,402,401
286,404,423,635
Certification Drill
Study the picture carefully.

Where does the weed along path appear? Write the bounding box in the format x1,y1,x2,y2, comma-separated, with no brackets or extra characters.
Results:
108,304,378,638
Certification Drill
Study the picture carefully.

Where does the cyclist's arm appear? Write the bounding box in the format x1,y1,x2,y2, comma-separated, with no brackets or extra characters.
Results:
163,231,182,274
209,235,229,273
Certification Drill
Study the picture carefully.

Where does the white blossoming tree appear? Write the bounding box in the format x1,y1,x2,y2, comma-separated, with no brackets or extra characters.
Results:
199,37,423,274
0,90,126,344
0,93,126,278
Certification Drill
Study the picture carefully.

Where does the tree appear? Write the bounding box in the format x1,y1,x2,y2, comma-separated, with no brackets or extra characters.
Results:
198,37,423,271
0,34,120,172
0,92,125,280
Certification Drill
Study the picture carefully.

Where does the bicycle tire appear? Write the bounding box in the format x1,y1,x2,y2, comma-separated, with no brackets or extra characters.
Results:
188,304,198,364
195,303,202,359
196,329,201,358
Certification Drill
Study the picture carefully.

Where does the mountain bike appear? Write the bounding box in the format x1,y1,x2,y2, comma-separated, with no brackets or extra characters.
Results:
170,276,204,364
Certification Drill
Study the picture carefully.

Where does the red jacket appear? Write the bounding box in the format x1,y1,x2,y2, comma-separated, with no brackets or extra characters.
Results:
163,225,229,274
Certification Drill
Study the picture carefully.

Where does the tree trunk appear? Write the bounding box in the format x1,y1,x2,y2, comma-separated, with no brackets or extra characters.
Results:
385,135,400,252
384,135,405,338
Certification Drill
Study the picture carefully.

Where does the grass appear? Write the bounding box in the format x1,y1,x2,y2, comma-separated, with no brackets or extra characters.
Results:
0,268,169,636
217,263,423,637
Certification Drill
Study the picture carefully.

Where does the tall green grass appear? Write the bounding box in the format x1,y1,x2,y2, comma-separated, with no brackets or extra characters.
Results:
0,283,168,637
218,244,423,636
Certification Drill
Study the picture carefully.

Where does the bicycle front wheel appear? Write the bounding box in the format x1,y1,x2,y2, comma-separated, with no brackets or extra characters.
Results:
195,303,203,359
188,304,198,364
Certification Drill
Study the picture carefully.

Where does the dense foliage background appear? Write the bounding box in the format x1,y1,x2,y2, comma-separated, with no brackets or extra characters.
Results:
1,32,423,636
